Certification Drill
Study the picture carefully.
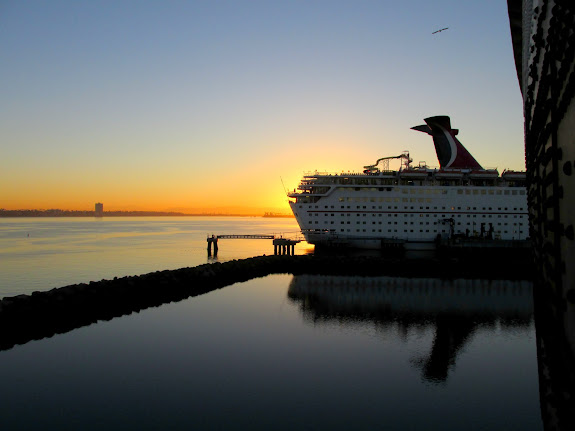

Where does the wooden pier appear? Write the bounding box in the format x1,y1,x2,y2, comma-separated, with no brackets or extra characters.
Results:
272,238,299,255
217,235,274,240
207,234,301,256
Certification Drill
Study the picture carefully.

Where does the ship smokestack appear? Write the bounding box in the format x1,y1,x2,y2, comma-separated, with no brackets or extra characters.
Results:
411,116,483,170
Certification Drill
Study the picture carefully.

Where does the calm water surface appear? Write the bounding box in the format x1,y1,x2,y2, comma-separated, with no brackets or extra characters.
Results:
0,216,307,297
0,218,541,430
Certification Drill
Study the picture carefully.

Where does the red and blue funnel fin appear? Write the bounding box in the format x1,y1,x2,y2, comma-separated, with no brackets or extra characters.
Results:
411,116,483,169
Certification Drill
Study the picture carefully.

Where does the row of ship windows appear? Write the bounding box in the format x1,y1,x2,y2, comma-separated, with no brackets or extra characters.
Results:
340,197,434,203
306,214,526,219
300,204,526,211
334,187,526,196
456,189,525,195
333,229,524,234
309,221,525,226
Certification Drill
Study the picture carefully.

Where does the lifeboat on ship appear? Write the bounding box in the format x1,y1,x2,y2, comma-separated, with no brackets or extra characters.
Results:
435,169,465,179
501,170,526,180
469,169,499,179
399,169,429,179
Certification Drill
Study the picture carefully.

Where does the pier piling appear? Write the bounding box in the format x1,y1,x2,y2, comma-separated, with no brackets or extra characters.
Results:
273,238,297,255
207,236,218,256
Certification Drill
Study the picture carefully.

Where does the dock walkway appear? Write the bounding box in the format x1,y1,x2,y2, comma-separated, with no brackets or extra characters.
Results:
207,234,302,255
216,234,275,240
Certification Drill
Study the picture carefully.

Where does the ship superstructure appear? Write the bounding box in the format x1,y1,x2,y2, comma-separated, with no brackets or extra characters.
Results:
288,116,528,249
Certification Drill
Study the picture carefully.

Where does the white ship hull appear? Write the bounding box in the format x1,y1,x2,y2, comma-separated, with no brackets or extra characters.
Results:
289,183,528,249
288,116,528,250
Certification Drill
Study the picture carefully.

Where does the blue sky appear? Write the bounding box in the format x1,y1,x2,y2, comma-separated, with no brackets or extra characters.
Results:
1,1,524,212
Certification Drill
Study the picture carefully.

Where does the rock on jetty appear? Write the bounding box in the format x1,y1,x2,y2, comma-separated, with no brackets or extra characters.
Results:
0,254,532,351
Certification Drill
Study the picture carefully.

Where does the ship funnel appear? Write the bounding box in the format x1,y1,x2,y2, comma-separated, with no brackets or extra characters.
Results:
411,116,483,169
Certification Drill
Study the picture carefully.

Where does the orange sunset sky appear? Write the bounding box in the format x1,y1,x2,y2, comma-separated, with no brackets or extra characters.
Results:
1,1,525,214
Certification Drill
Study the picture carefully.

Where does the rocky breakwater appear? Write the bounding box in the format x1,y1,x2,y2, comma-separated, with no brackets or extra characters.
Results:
0,254,532,351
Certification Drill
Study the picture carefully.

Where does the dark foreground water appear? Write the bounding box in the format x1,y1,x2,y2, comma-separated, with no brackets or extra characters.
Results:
0,274,540,430
0,217,541,429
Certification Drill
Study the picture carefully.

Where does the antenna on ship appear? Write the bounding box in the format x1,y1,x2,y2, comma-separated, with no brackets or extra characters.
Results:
280,177,289,197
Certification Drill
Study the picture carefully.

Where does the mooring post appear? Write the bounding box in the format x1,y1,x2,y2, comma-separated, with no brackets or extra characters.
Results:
207,235,218,256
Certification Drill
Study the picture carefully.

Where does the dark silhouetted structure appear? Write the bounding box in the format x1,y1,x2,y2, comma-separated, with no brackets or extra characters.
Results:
508,1,575,429
95,202,103,217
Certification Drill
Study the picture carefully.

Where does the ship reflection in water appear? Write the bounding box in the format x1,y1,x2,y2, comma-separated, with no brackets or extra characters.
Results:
288,275,532,383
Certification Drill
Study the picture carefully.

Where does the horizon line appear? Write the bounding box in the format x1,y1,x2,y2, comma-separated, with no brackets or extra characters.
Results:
0,208,294,217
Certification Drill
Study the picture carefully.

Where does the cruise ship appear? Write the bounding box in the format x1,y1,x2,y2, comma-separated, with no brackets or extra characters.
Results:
288,116,528,249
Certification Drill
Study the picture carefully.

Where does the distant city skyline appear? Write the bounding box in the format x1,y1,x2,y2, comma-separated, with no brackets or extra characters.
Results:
1,1,524,213
0,207,288,217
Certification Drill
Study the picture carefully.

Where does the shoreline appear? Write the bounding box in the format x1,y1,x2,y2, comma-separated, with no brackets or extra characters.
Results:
0,210,294,218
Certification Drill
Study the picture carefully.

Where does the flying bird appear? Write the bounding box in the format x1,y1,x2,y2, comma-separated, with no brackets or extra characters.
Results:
432,27,449,34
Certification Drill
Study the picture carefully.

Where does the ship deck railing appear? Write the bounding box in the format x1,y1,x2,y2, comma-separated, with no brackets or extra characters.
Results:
302,166,505,177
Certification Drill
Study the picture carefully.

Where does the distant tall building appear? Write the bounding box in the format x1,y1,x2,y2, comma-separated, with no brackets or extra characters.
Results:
95,202,103,217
